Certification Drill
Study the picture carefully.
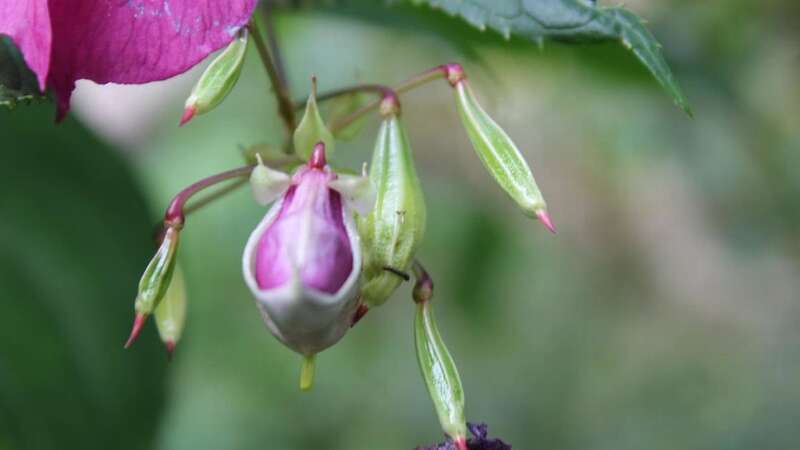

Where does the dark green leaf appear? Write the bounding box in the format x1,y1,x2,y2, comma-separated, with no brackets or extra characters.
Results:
0,105,165,449
407,0,691,115
0,37,46,109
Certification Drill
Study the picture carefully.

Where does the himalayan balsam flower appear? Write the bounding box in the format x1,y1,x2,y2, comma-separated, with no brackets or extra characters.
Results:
242,143,373,356
0,0,256,118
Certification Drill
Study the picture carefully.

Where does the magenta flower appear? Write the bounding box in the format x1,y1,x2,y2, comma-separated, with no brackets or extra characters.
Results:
0,0,256,119
242,144,373,356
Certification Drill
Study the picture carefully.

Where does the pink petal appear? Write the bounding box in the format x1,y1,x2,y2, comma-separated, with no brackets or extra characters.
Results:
0,0,52,91
256,167,354,295
47,0,257,119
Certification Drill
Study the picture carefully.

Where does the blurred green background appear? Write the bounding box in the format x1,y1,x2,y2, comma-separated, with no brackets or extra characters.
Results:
2,1,800,449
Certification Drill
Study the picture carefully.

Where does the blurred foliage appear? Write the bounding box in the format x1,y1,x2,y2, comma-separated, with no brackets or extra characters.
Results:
0,106,166,449
2,1,800,450
0,37,45,108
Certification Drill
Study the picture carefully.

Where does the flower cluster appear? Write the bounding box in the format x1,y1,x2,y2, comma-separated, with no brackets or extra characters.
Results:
3,3,559,448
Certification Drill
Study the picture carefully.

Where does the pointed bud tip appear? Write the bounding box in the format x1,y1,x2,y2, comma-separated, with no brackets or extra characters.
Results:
309,142,327,169
124,313,148,349
179,106,196,127
165,340,176,361
454,437,468,450
536,210,556,234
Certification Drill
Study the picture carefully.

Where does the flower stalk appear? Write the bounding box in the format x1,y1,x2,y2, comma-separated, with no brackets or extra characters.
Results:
249,15,296,135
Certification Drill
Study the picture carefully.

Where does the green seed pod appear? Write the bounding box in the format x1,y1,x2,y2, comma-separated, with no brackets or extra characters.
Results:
453,79,554,231
155,265,187,357
293,77,335,161
358,110,426,307
414,291,467,444
180,29,249,126
134,225,180,316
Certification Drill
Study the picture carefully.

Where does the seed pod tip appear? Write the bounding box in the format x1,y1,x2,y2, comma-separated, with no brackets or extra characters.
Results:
164,340,176,361
536,209,556,234
179,106,196,127
124,313,148,349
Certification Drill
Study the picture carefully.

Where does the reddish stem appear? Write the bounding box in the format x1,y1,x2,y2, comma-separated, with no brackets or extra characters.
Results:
164,164,255,224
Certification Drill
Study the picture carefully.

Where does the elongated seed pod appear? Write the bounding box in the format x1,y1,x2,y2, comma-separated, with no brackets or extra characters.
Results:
181,29,249,125
415,298,467,443
135,225,180,315
454,79,553,230
358,112,426,307
155,265,187,357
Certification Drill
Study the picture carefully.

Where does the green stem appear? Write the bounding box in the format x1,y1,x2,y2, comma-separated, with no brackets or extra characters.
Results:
249,16,296,136
327,64,451,133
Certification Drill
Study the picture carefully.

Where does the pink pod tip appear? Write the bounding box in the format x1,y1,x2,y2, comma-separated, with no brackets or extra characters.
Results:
536,209,556,234
124,313,148,349
454,437,468,450
164,340,176,361
179,106,196,127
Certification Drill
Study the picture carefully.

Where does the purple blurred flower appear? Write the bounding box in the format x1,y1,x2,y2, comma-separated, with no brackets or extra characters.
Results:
0,0,256,119
415,423,511,450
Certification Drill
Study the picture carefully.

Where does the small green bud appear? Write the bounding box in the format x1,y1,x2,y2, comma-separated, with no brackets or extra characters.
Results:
293,77,335,160
414,272,467,443
180,29,249,126
250,154,291,205
125,224,181,348
135,225,180,315
453,78,555,232
358,109,426,307
155,265,187,359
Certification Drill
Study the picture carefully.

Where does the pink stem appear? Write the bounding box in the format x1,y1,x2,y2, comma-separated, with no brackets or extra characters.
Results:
164,164,255,224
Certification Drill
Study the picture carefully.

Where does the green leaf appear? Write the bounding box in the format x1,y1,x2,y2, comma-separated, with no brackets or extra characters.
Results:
407,0,691,115
0,37,46,109
0,105,165,449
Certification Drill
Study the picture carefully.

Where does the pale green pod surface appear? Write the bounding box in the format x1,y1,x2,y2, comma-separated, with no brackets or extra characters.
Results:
454,80,547,217
134,226,180,315
415,300,467,441
183,29,248,119
293,80,335,160
155,265,187,347
358,114,426,307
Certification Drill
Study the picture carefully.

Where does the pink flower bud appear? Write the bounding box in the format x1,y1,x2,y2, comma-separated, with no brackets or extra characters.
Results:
242,144,363,355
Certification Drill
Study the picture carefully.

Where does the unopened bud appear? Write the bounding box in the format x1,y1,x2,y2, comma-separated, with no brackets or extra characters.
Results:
154,265,187,359
414,271,467,444
358,112,426,307
293,77,335,160
126,224,181,348
242,144,368,356
453,78,554,232
180,29,248,126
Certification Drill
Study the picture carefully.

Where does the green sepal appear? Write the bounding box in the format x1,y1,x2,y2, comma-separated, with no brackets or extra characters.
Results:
134,226,180,315
293,79,336,160
415,300,467,441
454,79,547,218
154,264,187,347
183,29,248,118
358,113,426,307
